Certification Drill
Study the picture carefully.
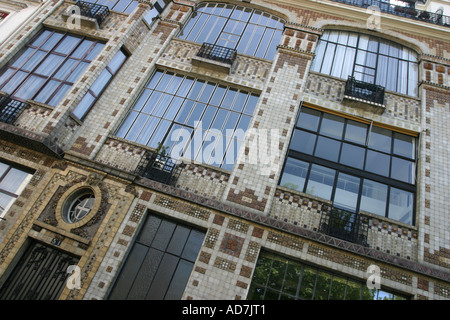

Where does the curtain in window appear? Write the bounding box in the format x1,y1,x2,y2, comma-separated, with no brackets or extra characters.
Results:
311,30,418,96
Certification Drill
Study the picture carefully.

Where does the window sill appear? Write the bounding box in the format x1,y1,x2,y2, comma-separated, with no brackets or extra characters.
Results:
342,94,386,115
191,55,233,74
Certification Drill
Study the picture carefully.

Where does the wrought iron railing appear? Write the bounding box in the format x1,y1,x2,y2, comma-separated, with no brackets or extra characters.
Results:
135,150,181,185
330,0,450,27
319,207,369,246
197,43,238,65
0,95,29,124
344,76,385,105
75,1,110,26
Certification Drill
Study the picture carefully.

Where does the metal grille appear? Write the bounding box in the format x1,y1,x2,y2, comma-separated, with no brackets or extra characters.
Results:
0,95,29,124
135,150,181,186
319,207,369,246
197,43,237,65
0,241,79,300
75,1,110,26
345,76,385,105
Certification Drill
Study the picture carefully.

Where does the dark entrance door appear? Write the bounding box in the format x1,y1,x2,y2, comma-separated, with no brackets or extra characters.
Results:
108,213,205,300
0,240,79,300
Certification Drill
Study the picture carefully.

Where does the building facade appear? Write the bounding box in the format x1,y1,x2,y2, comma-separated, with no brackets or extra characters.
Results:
0,0,449,300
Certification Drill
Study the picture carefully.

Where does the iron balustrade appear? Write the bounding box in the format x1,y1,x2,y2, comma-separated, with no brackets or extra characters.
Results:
319,207,369,246
345,76,385,105
135,150,181,186
75,1,110,26
196,43,238,65
330,0,450,27
0,95,29,124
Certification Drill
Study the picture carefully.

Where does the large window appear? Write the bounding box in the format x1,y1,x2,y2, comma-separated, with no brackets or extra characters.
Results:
311,30,418,96
248,251,407,300
109,213,205,300
179,2,284,60
279,106,416,225
0,30,104,106
0,160,33,220
116,70,258,171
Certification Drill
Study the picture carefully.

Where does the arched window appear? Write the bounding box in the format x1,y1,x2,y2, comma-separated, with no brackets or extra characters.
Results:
311,30,419,96
179,2,285,60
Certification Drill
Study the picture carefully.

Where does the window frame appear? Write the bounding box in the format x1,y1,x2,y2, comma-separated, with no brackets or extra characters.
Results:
0,29,105,106
311,30,419,97
248,250,409,300
178,2,285,60
115,69,258,171
279,105,417,225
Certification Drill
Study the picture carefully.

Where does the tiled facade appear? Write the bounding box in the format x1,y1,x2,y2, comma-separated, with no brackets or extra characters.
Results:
0,0,449,301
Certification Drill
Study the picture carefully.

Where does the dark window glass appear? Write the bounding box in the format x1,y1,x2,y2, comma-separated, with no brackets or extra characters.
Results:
0,30,104,106
248,251,408,300
179,2,284,60
109,213,205,300
279,157,309,192
116,70,258,170
280,106,417,225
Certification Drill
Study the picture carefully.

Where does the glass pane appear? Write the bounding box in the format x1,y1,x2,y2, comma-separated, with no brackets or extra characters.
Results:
365,150,390,177
151,219,176,251
360,179,388,216
108,50,126,73
314,272,332,300
320,113,345,139
345,280,361,300
306,164,336,200
0,168,30,194
279,157,309,192
267,260,286,290
54,35,81,55
388,188,413,225
391,157,415,184
72,40,94,59
297,107,321,131
333,173,360,212
282,262,302,296
22,50,46,71
1,71,27,94
164,259,194,300
90,69,112,96
393,133,415,159
252,255,272,285
298,267,316,300
329,276,346,300
41,32,64,51
48,83,71,107
339,143,365,169
345,120,368,145
14,75,45,100
290,130,316,155
66,61,89,83
314,136,340,162
33,80,61,104
72,92,95,119
244,94,258,115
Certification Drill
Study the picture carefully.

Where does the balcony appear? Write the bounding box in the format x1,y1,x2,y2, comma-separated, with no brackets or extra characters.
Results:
135,150,182,186
330,0,450,27
63,1,110,29
0,95,29,125
343,76,385,113
319,207,369,246
192,43,237,73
